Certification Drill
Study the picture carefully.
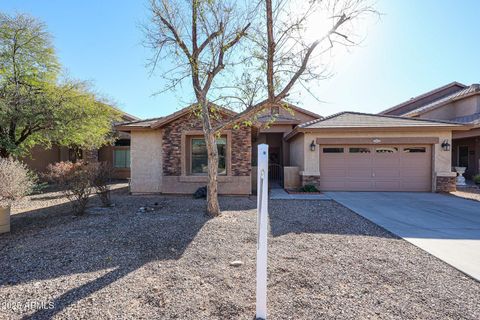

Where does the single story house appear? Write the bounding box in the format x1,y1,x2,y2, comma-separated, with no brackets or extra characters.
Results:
117,99,469,195
22,110,138,179
380,82,480,179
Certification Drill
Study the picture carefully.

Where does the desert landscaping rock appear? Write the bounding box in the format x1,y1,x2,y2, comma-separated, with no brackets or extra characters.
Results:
0,185,479,319
229,260,244,267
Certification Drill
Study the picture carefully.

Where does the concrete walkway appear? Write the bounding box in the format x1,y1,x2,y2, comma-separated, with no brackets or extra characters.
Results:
270,188,331,200
325,192,480,281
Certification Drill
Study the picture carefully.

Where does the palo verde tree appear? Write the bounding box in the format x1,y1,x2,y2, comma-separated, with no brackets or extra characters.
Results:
0,13,121,158
145,0,252,216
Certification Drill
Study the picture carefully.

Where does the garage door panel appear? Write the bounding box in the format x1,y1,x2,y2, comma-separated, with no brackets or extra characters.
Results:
374,168,401,178
319,179,346,190
373,157,401,167
347,157,373,167
374,180,402,190
321,168,347,177
347,180,375,190
401,157,431,167
347,167,373,178
319,144,432,192
401,168,430,177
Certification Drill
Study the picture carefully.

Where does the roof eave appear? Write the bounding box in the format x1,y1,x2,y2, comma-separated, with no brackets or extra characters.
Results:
301,125,467,131
115,125,155,132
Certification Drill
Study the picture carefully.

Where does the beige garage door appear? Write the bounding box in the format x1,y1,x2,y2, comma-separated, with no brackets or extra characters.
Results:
319,145,432,191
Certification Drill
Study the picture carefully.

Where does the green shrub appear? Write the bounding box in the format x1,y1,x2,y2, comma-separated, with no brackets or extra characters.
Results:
473,174,480,184
300,184,319,193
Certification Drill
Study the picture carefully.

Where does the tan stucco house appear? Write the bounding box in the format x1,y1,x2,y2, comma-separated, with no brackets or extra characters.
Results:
380,82,480,180
117,97,470,195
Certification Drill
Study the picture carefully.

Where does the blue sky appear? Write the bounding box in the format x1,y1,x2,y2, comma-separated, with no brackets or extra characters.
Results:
2,0,479,119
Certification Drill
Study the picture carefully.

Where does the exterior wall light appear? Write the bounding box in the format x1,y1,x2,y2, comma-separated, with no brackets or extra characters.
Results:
441,139,451,151
310,140,316,152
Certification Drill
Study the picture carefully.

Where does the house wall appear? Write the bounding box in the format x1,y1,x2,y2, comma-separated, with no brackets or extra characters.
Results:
415,95,480,180
383,84,466,116
130,130,163,193
296,129,454,192
288,134,305,170
418,95,480,120
21,145,62,173
158,111,251,195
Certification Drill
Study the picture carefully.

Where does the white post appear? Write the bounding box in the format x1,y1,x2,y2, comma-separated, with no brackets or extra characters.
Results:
256,144,268,320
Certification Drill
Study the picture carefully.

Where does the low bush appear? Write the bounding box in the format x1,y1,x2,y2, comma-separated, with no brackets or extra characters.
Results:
193,186,207,199
91,162,114,207
0,158,36,206
473,174,480,185
300,184,319,193
45,161,95,215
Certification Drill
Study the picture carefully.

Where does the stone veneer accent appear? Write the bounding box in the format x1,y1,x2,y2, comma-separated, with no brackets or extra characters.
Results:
436,176,456,193
300,175,321,189
162,111,251,176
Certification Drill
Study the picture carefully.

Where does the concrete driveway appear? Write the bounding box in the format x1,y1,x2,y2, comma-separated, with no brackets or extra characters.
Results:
325,192,480,281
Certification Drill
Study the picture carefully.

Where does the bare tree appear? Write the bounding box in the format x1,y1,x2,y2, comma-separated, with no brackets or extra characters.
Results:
146,0,252,216
145,0,375,216
216,0,376,127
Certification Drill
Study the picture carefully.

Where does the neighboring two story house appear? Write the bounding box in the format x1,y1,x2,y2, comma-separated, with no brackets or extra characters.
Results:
380,82,480,179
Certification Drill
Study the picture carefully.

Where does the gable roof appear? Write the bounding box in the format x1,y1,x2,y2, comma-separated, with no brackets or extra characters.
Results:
379,82,467,116
116,101,322,131
150,104,236,129
281,102,322,119
115,117,165,130
402,84,480,117
285,111,467,141
115,108,140,122
256,102,322,125
115,104,237,131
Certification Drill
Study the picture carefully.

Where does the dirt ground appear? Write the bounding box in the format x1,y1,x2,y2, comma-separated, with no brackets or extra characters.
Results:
1,186,479,319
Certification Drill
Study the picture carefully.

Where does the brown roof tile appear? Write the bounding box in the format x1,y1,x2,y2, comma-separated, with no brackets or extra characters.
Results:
299,111,465,129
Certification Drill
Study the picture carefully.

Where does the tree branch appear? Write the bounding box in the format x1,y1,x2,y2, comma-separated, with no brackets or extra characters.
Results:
275,13,349,101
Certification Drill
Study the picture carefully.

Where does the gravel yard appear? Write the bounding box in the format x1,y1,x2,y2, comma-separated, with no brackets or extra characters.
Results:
1,186,479,319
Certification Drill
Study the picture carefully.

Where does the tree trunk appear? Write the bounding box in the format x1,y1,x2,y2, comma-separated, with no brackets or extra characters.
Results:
0,147,10,158
204,129,221,216
266,0,275,101
198,98,221,216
